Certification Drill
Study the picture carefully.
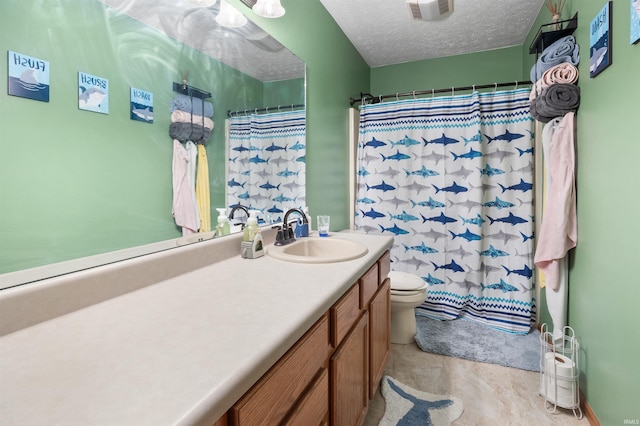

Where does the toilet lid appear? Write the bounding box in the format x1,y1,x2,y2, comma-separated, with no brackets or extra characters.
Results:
388,270,427,291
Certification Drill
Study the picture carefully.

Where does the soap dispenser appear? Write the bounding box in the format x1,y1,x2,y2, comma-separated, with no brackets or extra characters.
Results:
243,210,260,242
241,210,264,259
215,208,231,237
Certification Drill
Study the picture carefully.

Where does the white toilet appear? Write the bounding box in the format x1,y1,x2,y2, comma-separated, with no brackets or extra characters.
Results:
388,270,428,344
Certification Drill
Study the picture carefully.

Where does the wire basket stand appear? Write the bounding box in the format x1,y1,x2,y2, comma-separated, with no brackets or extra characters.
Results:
539,323,583,419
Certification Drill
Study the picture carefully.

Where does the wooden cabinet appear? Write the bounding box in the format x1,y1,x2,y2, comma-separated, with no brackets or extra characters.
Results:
330,312,369,426
284,369,329,426
224,250,391,426
230,314,330,425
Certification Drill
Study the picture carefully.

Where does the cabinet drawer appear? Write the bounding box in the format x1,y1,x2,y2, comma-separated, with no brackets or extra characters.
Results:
331,283,360,347
378,250,391,283
359,262,379,309
231,314,330,425
283,369,329,426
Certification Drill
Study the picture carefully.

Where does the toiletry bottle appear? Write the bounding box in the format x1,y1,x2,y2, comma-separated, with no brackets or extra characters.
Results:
215,208,231,236
303,206,311,230
243,210,260,242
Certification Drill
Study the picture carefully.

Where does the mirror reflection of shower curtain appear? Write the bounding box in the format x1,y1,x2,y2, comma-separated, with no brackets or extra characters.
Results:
355,89,536,333
226,110,306,223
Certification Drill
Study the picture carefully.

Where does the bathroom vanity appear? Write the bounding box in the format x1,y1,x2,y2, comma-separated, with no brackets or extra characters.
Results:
0,230,393,426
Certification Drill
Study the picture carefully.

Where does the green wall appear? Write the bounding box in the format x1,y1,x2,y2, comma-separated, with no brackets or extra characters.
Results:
527,1,640,424
371,46,525,94
3,0,637,421
233,0,371,232
369,1,639,423
0,0,302,273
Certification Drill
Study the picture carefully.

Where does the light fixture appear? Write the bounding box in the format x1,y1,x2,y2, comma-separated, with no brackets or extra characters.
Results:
406,0,453,21
252,0,285,18
185,0,217,7
216,0,248,27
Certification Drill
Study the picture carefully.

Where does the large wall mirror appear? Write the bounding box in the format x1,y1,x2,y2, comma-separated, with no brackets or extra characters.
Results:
0,0,305,288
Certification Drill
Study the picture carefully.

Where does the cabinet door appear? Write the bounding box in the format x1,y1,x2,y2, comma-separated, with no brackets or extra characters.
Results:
330,312,369,426
284,369,329,426
231,314,330,425
369,278,390,400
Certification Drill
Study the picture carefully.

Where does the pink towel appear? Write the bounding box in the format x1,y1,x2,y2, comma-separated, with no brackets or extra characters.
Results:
534,112,577,291
530,63,579,101
172,139,199,235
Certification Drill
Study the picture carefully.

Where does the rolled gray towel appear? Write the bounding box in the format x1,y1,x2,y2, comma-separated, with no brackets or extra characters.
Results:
169,94,214,117
530,35,580,82
169,122,211,143
530,83,580,123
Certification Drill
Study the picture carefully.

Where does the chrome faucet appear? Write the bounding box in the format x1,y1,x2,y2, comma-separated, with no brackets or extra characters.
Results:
275,208,308,245
229,205,249,228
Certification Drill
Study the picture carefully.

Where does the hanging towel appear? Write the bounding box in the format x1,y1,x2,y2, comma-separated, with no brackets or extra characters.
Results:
530,35,580,82
530,83,580,123
185,141,200,230
170,94,214,117
168,122,211,143
530,63,579,101
172,139,199,235
534,112,577,291
171,110,214,130
195,144,211,232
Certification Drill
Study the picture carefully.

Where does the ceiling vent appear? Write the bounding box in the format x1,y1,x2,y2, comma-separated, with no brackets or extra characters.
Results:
406,0,453,21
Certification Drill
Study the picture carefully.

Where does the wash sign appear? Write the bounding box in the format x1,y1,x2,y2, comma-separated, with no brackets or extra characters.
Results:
130,87,153,123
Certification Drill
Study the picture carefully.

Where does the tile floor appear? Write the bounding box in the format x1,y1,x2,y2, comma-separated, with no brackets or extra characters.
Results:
364,342,589,425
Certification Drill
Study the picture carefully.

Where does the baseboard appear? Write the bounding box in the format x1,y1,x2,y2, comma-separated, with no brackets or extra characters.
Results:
580,391,600,426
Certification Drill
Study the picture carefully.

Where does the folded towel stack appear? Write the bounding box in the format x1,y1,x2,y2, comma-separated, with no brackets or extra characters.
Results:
171,110,214,130
169,93,214,143
529,35,581,123
530,36,580,82
169,122,212,142
530,84,580,123
529,63,579,101
170,94,214,118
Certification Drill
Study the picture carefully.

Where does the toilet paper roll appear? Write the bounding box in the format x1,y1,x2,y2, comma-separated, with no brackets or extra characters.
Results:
544,352,575,379
540,352,578,408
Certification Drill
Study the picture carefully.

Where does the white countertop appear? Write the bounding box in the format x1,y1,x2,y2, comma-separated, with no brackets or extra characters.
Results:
0,232,393,426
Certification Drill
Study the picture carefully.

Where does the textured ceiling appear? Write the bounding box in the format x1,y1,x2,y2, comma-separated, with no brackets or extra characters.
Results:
319,0,546,67
101,0,546,79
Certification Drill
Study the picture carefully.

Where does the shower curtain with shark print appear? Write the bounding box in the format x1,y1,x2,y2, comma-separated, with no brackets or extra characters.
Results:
226,110,306,223
355,89,536,333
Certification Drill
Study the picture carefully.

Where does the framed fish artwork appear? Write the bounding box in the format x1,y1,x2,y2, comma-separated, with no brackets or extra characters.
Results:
7,51,50,102
632,0,640,44
78,71,109,114
130,87,153,123
590,2,613,77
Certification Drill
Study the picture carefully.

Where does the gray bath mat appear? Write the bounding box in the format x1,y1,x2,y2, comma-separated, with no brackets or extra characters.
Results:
414,316,540,372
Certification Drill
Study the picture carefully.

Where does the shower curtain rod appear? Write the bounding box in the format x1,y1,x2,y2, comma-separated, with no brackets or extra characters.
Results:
227,103,304,118
349,80,532,106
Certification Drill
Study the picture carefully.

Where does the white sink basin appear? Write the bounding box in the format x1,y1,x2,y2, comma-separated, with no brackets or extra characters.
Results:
266,237,369,263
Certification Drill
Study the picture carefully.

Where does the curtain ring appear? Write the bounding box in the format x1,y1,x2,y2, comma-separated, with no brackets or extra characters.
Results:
244,109,248,115
291,104,294,110
451,87,454,96
255,108,258,114
494,83,497,92
515,80,518,90
413,91,416,100
379,95,382,103
432,89,435,98
265,107,269,113
472,85,476,92
396,93,399,101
